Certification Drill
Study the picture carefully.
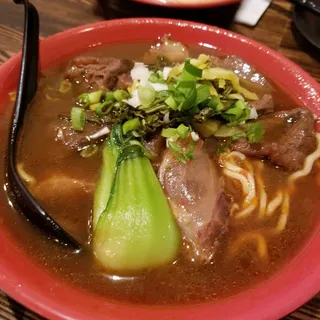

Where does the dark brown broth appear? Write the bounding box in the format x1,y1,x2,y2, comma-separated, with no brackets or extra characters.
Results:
0,42,319,305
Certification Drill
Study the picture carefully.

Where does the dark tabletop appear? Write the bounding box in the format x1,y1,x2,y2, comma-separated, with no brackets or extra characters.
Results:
0,0,319,319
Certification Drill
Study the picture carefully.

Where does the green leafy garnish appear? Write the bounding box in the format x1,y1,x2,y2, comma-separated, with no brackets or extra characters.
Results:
149,72,166,84
168,140,195,164
161,124,190,140
184,59,203,78
222,100,250,124
71,107,85,131
176,81,197,111
195,85,211,105
216,121,264,154
114,90,130,102
247,122,265,144
122,118,141,135
138,85,156,107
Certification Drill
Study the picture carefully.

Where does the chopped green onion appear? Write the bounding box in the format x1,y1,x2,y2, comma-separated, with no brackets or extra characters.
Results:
216,122,264,155
157,90,171,99
114,90,130,102
149,72,166,84
176,124,190,138
77,93,90,108
222,100,250,123
184,59,203,78
95,101,113,116
208,95,224,112
144,104,167,114
90,102,101,112
162,128,179,139
214,125,245,138
71,107,85,131
168,140,195,164
164,95,177,110
247,122,264,144
176,81,197,111
88,91,104,104
161,124,190,140
80,145,99,158
218,79,226,89
122,118,141,135
195,85,211,105
138,85,156,107
104,91,115,103
58,80,72,93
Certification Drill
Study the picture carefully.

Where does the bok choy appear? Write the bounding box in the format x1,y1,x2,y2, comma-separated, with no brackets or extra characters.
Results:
93,125,180,272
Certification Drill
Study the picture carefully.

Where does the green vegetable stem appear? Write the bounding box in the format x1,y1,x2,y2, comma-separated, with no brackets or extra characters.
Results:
92,125,180,273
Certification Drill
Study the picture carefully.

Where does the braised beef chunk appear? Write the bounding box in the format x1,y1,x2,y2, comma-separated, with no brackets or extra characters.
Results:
158,139,230,261
232,108,317,171
249,94,274,113
64,56,134,90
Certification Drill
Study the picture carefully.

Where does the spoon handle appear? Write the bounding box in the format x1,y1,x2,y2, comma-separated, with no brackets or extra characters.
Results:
8,0,82,250
288,0,320,15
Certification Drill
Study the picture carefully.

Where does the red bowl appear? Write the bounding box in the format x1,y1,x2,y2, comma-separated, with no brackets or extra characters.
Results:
0,18,320,320
132,0,240,8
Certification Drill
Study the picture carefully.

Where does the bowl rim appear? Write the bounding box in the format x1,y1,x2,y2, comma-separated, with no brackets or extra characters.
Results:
132,0,240,8
0,17,320,320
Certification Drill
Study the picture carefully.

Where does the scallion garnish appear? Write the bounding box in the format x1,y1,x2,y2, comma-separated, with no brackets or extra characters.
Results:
195,85,211,105
148,72,166,84
104,91,115,103
95,101,113,116
168,139,195,164
222,100,250,124
88,91,104,104
216,121,264,154
138,85,156,107
161,124,190,140
114,89,130,102
122,118,141,135
247,122,265,144
164,96,177,110
71,107,86,131
184,59,203,78
77,93,90,108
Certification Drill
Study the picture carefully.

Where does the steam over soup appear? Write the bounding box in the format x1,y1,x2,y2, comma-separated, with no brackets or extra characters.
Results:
1,36,320,304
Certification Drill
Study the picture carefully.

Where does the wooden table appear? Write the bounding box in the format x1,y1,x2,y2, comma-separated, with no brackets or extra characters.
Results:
0,0,319,319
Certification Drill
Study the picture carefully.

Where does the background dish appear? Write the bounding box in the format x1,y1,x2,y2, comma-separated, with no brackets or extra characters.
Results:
0,18,320,320
293,1,320,50
132,0,240,8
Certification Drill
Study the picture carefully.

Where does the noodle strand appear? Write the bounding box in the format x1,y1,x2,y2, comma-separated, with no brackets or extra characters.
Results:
289,133,320,184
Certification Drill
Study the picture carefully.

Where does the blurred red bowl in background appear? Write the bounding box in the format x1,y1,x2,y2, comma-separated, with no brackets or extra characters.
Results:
133,0,240,8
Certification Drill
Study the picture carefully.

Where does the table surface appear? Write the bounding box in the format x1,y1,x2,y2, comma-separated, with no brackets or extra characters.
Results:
0,0,320,319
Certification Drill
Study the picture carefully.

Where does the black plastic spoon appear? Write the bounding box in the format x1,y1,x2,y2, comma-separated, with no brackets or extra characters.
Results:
7,0,82,250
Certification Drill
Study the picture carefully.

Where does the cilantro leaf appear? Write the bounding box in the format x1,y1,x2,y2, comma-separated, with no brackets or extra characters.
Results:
247,122,265,144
